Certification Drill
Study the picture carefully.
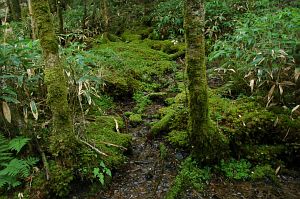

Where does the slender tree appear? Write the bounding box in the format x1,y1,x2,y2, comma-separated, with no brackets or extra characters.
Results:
100,0,108,33
31,0,75,159
57,0,64,34
27,0,36,39
184,0,227,164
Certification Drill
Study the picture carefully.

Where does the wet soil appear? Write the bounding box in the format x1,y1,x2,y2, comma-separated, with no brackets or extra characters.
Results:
94,103,182,199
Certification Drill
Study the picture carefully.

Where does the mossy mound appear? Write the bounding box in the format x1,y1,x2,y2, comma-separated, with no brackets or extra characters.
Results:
129,113,143,126
152,90,300,165
92,40,178,97
82,116,132,167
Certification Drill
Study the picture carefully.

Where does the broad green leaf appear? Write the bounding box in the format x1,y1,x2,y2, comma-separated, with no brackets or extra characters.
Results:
2,102,11,123
30,101,38,120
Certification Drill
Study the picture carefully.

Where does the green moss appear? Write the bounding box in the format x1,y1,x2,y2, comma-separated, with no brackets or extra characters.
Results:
92,40,178,97
129,114,143,126
167,130,189,148
148,92,167,100
48,162,74,197
133,92,152,113
45,66,75,158
242,145,286,164
251,164,276,182
166,157,211,199
84,116,132,167
32,0,59,55
151,109,176,135
159,143,168,159
121,30,142,42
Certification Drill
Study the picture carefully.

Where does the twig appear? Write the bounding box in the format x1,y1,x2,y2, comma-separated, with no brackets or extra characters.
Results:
79,139,108,156
34,137,50,180
113,118,119,133
96,140,127,150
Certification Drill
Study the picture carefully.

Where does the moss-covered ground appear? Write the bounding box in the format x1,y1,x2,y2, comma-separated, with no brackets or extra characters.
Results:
7,29,299,198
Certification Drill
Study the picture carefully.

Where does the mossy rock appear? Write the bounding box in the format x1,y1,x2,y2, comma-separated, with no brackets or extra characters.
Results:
103,68,141,98
82,116,132,168
148,92,168,102
121,30,142,42
167,130,189,148
241,144,286,165
129,114,143,126
152,90,300,165
92,40,178,97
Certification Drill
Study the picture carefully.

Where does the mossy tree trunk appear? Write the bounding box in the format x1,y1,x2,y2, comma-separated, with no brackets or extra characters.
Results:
57,0,64,34
100,0,109,39
184,0,227,164
48,0,57,13
8,0,21,21
31,0,75,160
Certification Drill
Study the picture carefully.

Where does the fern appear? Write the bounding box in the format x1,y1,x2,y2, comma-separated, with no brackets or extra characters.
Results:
0,134,12,162
0,133,38,190
8,137,31,153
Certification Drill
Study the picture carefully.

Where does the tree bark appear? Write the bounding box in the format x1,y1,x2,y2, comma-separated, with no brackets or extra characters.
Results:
100,0,108,33
31,0,75,159
57,0,64,34
184,0,227,164
27,0,36,39
82,0,87,30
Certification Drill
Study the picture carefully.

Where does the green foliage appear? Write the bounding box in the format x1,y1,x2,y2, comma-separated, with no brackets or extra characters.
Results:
82,116,132,168
166,130,189,148
159,143,168,159
150,0,273,40
251,164,276,181
8,137,31,154
49,163,73,197
129,114,143,126
167,157,211,199
150,0,184,39
133,92,151,114
0,134,38,190
209,6,300,104
93,161,112,185
219,159,251,180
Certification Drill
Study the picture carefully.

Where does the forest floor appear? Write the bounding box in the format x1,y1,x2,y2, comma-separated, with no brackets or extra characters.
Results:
69,39,300,199
93,93,300,199
93,98,300,199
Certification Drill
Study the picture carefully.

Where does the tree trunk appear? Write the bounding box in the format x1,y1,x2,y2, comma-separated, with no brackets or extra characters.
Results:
184,0,227,164
57,0,64,34
82,0,87,30
31,0,75,159
100,0,108,33
27,0,36,39
8,0,21,21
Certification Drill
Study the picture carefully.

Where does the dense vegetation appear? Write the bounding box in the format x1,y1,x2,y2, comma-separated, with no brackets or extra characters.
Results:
0,0,299,198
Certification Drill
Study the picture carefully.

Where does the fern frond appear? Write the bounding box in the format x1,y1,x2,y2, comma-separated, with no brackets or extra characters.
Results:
0,133,12,162
0,175,21,189
8,137,31,153
25,157,39,167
